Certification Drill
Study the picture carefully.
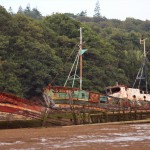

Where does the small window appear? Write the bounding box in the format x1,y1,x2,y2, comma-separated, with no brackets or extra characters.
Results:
81,93,85,98
133,95,136,98
111,87,121,94
140,91,144,94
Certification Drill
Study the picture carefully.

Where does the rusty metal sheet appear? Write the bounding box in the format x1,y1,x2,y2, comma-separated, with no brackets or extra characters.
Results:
89,92,100,102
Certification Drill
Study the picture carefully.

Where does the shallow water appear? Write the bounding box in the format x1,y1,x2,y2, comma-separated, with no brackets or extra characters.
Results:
0,123,150,150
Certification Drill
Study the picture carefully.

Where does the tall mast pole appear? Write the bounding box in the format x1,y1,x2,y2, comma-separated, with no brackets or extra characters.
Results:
143,38,148,93
79,27,83,90
140,37,147,57
133,37,148,92
143,38,146,58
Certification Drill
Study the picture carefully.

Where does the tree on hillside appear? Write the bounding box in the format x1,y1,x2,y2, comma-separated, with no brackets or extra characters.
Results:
31,8,42,19
8,6,13,15
64,13,77,19
77,10,87,17
93,0,101,17
17,5,42,19
0,5,12,35
24,4,31,14
17,6,23,14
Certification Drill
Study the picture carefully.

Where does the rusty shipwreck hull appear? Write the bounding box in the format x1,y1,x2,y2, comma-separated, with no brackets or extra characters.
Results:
0,92,46,119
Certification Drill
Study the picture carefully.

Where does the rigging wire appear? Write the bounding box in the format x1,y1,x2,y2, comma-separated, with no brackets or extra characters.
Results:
50,43,79,85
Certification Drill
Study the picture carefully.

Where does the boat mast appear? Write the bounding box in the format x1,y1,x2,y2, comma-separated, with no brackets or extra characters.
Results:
79,27,83,90
143,38,147,58
142,38,148,93
64,27,86,89
133,37,148,93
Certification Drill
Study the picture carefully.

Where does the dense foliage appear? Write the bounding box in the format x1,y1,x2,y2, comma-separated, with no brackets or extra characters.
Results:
0,5,150,99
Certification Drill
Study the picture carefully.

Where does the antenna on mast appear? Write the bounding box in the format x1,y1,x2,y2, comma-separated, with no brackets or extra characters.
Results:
133,37,148,93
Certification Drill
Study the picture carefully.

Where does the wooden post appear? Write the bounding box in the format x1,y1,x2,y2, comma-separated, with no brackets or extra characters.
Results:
42,108,49,126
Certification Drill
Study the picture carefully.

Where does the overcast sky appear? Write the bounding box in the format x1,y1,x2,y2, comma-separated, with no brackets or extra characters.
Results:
0,0,149,20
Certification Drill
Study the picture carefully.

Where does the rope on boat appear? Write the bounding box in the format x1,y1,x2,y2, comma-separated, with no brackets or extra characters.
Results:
50,43,79,85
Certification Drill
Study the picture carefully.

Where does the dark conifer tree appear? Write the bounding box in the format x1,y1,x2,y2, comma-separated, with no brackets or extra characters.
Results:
93,0,101,17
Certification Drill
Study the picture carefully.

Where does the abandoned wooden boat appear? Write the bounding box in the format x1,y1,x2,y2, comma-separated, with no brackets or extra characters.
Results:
106,84,150,102
106,38,150,109
43,28,108,111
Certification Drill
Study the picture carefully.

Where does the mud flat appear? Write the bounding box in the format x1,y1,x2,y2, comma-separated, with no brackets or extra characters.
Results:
0,121,150,150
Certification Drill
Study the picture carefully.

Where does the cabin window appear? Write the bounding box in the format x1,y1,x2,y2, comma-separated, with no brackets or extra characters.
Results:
111,87,121,94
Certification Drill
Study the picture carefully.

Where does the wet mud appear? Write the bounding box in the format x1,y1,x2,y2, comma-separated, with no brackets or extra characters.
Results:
0,123,150,150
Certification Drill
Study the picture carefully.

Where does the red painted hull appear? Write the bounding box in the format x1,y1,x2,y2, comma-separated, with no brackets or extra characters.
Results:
0,92,45,119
